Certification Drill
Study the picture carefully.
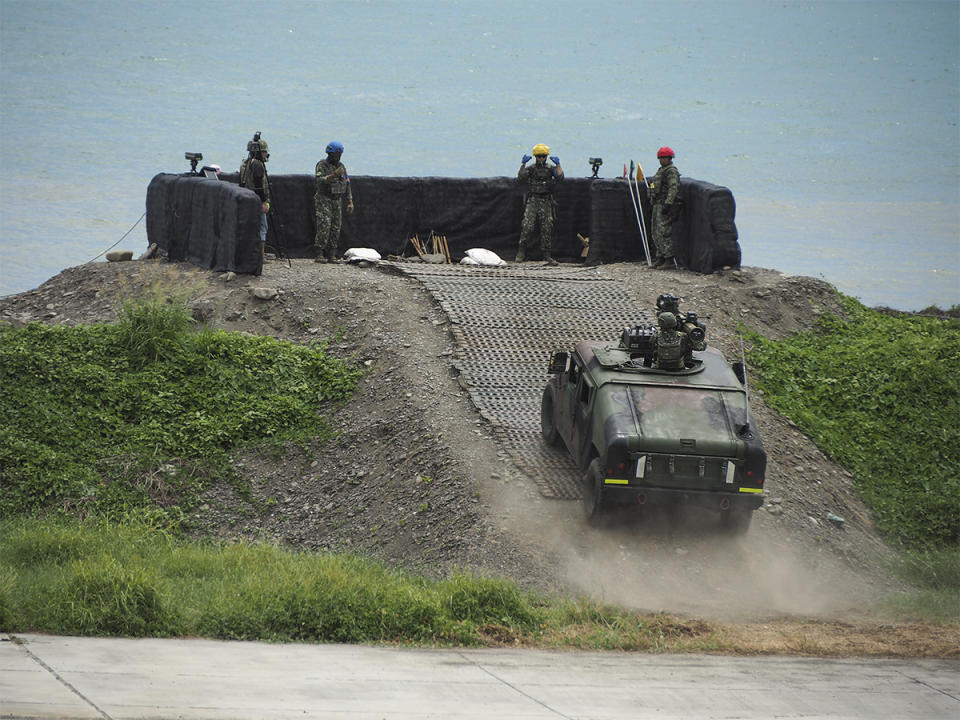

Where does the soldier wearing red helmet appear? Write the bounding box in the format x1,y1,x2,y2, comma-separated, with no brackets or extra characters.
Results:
649,146,680,268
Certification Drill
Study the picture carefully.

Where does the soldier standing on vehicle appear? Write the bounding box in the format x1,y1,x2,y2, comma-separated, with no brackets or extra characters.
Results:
517,143,563,265
239,132,271,267
314,141,354,263
654,312,687,369
649,146,680,269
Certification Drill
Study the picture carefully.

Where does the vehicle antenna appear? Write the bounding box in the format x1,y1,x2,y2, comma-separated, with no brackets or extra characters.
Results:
739,334,751,435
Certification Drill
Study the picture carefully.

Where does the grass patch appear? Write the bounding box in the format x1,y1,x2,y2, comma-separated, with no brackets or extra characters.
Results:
880,547,960,621
0,517,722,649
746,295,960,548
0,297,361,527
745,294,960,614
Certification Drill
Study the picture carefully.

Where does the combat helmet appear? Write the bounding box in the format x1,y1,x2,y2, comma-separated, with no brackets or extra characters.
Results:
532,143,550,157
247,131,269,159
657,312,678,330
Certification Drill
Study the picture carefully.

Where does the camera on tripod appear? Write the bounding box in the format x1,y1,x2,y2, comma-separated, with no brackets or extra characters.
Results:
185,152,203,173
588,157,603,178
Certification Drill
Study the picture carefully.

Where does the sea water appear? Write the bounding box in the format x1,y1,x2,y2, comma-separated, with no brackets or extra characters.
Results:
1,0,957,310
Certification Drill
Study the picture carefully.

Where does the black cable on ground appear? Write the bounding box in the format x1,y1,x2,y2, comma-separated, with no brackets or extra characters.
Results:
85,211,147,264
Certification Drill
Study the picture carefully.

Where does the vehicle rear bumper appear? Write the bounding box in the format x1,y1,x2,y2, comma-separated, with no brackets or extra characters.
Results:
603,483,764,511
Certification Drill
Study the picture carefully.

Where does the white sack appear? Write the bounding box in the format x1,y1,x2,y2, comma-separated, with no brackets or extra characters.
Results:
461,248,506,266
343,247,382,263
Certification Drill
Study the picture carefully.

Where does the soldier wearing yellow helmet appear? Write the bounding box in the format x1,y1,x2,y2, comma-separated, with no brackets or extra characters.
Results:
517,143,563,264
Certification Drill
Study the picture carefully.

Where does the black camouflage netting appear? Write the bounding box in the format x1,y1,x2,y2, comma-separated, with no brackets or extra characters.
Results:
146,173,740,275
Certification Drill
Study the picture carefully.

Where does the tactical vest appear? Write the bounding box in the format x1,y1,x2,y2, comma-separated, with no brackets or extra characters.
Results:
656,330,685,369
526,163,557,195
316,160,348,196
650,165,680,205
240,158,270,201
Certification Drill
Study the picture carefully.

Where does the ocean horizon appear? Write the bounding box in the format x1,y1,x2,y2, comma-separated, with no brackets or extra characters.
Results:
1,0,957,310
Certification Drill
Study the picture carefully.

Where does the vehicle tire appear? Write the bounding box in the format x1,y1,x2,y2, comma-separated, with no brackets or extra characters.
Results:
540,385,562,447
582,457,607,524
720,508,753,535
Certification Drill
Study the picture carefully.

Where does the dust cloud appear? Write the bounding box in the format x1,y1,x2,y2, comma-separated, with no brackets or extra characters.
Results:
498,493,883,621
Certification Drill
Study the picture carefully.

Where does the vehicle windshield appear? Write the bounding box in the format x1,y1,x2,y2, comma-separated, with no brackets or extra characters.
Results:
626,385,746,440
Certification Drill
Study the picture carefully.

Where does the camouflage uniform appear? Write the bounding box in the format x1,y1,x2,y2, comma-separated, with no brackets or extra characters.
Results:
655,328,686,369
315,158,352,261
649,162,680,260
518,161,561,260
240,156,270,245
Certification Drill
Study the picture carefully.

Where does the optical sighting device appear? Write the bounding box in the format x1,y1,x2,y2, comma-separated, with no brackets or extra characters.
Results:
185,152,203,174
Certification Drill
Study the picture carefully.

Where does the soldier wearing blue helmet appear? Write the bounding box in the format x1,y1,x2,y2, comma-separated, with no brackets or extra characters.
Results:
314,141,354,263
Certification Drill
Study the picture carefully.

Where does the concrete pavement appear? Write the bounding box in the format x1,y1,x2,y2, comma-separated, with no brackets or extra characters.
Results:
2,633,958,719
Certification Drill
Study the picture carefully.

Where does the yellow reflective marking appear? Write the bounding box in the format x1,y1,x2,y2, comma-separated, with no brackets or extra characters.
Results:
604,478,629,485
738,487,763,494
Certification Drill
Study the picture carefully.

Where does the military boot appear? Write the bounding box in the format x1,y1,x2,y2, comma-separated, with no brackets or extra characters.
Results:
515,246,526,262
544,255,558,266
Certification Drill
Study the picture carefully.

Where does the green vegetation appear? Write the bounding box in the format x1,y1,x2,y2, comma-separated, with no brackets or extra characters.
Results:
747,295,959,616
879,546,960,620
2,291,957,644
0,517,717,649
0,297,361,527
746,295,959,547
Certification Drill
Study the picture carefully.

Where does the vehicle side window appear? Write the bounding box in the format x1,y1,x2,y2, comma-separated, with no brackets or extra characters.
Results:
577,378,591,406
568,359,582,386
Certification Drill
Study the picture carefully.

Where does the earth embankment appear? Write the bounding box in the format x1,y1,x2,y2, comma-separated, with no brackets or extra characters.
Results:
0,258,903,622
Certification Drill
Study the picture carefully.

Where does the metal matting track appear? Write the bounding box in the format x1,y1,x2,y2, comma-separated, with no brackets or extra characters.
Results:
391,262,652,499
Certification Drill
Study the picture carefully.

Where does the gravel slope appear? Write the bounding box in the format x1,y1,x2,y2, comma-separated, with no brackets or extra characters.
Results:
1,257,903,621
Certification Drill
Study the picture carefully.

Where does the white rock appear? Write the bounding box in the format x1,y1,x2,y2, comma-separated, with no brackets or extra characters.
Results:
251,287,279,300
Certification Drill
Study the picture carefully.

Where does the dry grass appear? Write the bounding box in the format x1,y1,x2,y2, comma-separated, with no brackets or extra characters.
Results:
713,619,960,658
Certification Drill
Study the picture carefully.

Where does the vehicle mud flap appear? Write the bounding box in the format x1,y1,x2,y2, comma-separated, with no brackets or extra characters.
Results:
540,385,563,447
583,457,607,525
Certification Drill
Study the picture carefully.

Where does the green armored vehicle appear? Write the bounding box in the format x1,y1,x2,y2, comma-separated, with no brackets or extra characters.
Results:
540,294,766,532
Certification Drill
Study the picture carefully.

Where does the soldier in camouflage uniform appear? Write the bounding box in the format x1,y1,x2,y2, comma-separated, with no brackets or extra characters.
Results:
516,143,563,265
654,311,704,370
314,141,354,263
239,132,271,268
649,146,680,269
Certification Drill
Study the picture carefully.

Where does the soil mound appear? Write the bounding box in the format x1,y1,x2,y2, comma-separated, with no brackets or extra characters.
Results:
0,258,900,621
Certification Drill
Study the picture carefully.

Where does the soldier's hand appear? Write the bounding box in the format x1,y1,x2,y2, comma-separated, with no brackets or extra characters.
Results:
346,200,355,214
521,154,532,164
550,156,560,165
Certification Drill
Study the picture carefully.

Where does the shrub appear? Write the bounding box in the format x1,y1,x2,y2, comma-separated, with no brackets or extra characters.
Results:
49,555,176,636
747,296,960,547
0,300,361,523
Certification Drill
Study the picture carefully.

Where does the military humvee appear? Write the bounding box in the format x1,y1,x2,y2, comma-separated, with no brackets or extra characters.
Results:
540,294,766,533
